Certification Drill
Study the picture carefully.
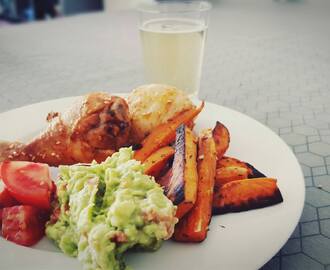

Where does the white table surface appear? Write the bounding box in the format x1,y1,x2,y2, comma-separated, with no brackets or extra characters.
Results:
1,1,330,269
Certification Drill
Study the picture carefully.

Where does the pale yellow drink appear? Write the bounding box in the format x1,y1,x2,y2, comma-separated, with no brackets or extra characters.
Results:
140,18,207,95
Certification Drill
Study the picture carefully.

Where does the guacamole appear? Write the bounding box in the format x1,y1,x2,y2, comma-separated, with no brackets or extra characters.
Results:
46,147,177,270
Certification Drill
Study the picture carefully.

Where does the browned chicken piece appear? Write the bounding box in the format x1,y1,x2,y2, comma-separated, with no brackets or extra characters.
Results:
0,92,131,166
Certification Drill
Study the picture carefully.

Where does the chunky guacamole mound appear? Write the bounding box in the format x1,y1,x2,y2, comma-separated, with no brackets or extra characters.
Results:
46,147,177,270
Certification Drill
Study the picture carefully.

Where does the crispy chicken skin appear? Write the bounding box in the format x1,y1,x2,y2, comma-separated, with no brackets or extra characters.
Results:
0,92,131,166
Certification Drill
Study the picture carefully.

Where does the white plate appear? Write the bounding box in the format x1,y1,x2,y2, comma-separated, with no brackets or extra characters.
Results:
0,96,305,270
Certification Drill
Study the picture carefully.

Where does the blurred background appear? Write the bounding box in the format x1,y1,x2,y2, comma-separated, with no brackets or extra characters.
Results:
0,0,103,23
0,0,220,24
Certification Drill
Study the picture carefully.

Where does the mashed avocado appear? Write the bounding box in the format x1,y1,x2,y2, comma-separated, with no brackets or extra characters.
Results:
46,147,177,270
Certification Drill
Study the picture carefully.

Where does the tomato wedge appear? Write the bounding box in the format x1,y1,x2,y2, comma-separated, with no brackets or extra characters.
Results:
0,180,18,207
1,205,46,246
1,161,53,210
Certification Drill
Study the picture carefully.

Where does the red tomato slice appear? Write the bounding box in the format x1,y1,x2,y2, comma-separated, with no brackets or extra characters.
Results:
0,208,3,225
0,180,18,207
1,161,53,210
1,205,46,246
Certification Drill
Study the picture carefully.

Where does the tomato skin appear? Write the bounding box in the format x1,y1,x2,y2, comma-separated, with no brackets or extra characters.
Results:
1,205,46,246
1,161,53,210
0,181,18,208
0,208,3,225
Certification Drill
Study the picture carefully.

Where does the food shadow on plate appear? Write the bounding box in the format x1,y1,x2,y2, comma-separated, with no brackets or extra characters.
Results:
32,237,62,253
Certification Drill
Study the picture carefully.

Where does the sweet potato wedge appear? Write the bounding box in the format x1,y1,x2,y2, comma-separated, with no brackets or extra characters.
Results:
246,163,266,178
217,156,248,168
215,166,249,187
164,125,198,219
212,178,283,214
212,121,230,159
173,129,216,242
134,102,204,162
143,146,175,178
216,156,266,186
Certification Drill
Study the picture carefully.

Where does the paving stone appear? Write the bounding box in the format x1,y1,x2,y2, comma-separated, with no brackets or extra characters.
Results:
305,119,329,129
320,129,330,136
258,100,289,113
326,157,330,165
314,175,330,192
300,164,312,177
321,135,330,144
267,117,292,128
293,125,318,136
281,133,306,146
300,203,318,222
246,111,267,122
301,221,320,236
281,111,304,121
294,144,308,153
307,135,322,143
296,153,325,167
304,177,313,187
302,235,330,264
282,253,323,270
291,118,304,126
320,219,330,238
312,166,328,177
306,187,330,208
260,257,280,270
303,114,315,121
318,206,330,219
279,127,292,135
269,126,280,134
282,238,301,255
290,224,301,239
309,142,330,157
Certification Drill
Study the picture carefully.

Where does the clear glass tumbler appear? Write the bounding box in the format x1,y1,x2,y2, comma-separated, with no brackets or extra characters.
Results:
138,1,211,95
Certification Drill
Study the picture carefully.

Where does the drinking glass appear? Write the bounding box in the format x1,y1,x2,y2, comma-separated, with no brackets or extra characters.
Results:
138,1,211,95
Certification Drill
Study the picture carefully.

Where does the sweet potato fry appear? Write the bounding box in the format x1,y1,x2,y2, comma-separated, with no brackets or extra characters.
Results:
173,129,216,242
215,166,249,186
212,178,283,215
216,156,266,186
246,163,266,178
156,125,198,219
134,102,204,162
212,121,230,159
164,125,198,219
217,156,247,168
143,146,175,178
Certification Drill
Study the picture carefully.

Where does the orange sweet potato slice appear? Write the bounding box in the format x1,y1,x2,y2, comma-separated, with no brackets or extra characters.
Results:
143,146,175,178
215,156,266,187
215,166,249,186
134,102,204,162
212,121,230,159
157,125,198,219
212,178,283,215
217,156,248,169
173,129,217,242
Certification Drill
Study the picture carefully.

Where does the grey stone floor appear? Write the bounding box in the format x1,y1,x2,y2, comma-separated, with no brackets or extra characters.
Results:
1,0,330,269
